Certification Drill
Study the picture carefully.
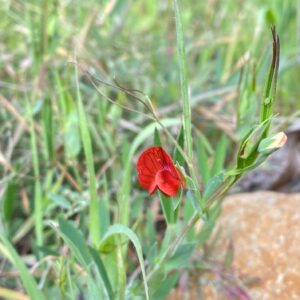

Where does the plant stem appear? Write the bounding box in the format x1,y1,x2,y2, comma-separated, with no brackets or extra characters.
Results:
173,0,203,208
174,0,192,161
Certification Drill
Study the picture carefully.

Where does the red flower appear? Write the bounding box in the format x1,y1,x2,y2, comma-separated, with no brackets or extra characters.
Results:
136,146,184,197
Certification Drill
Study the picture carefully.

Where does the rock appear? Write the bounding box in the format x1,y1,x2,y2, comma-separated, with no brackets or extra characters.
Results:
168,192,300,299
217,192,300,300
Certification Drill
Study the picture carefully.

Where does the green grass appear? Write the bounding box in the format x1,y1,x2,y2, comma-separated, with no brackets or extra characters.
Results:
74,63,101,245
0,0,299,299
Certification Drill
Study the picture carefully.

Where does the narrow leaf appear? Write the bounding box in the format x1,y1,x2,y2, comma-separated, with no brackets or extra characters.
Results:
89,247,114,300
100,224,149,300
74,65,100,244
173,126,185,165
0,235,45,300
154,127,161,146
58,218,91,267
211,134,228,176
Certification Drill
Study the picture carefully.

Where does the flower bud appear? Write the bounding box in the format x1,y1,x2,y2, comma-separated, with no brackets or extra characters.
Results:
258,132,287,154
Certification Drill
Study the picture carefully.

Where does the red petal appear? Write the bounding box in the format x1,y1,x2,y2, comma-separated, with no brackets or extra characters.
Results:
137,146,167,190
148,180,157,195
136,146,184,196
155,169,182,197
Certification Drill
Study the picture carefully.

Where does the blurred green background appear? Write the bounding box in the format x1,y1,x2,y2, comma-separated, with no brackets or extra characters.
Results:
0,0,299,297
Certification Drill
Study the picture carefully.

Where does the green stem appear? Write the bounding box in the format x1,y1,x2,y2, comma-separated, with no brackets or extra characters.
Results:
26,97,43,247
173,0,203,209
174,0,192,161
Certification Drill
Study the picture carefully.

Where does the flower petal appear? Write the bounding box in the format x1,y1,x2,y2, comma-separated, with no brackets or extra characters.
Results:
148,181,157,195
137,146,171,191
155,169,182,197
136,146,184,196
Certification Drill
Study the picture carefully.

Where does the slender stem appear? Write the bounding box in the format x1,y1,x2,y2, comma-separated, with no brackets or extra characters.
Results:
146,212,198,282
174,0,192,161
173,0,203,208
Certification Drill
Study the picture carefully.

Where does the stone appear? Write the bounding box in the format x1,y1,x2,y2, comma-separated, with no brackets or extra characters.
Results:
217,192,300,300
168,192,300,299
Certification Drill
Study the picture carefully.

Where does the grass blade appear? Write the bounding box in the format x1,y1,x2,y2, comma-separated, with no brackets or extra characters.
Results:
173,0,192,161
173,0,203,209
26,97,43,247
57,218,91,267
74,64,100,245
211,134,228,177
100,224,149,300
41,97,54,161
173,126,185,166
0,235,45,300
196,136,210,187
89,247,114,300
54,218,105,299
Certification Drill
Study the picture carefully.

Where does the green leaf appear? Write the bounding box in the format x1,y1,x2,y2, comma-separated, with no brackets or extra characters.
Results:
211,134,228,176
186,191,201,216
159,193,174,225
121,139,130,167
55,218,105,299
54,73,81,158
183,196,196,241
41,97,54,160
174,0,192,160
151,273,179,300
2,180,17,225
154,127,162,146
196,136,210,186
65,113,81,158
26,96,43,247
75,65,101,245
173,126,185,165
100,224,149,300
203,172,225,202
89,247,114,300
165,243,196,272
58,218,91,267
198,204,221,245
48,193,71,210
158,225,177,256
146,210,157,250
172,189,183,222
99,200,109,238
0,235,45,300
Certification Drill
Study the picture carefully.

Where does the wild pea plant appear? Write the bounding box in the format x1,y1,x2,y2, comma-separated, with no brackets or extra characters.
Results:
0,1,287,300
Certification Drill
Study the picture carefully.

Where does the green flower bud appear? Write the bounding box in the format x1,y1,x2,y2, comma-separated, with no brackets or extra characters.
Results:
258,132,287,154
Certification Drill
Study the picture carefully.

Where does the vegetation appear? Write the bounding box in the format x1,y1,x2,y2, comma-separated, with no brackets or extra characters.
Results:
0,0,298,299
